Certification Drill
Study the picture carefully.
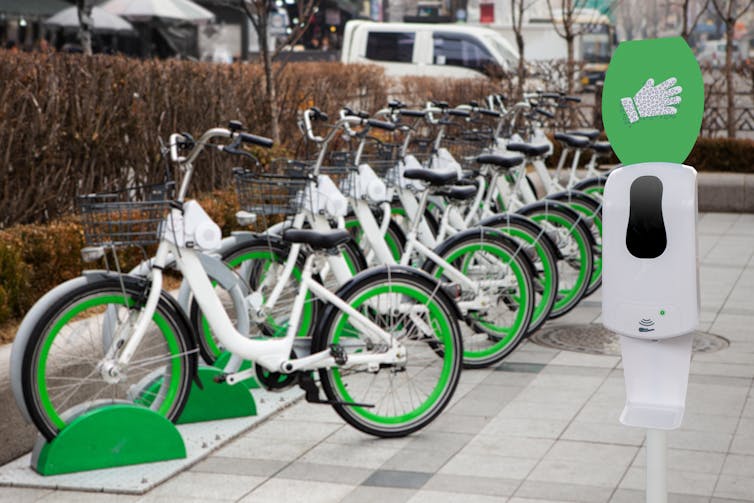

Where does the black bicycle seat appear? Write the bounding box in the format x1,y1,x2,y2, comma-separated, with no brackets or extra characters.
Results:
476,153,524,168
553,133,590,149
506,143,549,157
403,168,459,186
282,229,351,250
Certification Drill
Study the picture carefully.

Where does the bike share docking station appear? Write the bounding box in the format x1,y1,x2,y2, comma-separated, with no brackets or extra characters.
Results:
601,37,703,503
0,202,294,490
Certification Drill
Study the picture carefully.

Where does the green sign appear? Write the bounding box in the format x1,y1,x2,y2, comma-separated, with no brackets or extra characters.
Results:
602,37,704,165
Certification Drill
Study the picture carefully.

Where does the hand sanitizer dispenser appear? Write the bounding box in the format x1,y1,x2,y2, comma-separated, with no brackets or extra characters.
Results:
601,37,704,503
602,162,699,430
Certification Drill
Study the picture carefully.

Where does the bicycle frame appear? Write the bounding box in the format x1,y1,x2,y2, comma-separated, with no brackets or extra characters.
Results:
110,127,408,382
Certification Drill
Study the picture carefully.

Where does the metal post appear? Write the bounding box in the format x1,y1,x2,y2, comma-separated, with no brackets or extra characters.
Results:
646,429,667,503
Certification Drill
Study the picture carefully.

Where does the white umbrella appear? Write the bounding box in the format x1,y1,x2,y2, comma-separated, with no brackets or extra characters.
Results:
101,0,215,24
45,6,135,32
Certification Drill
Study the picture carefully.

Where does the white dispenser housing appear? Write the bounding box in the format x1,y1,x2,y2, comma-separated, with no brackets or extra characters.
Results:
602,162,699,430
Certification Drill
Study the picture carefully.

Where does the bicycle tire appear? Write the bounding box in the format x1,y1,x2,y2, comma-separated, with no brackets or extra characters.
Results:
517,200,594,318
478,213,560,335
314,265,462,437
547,190,603,297
16,273,196,441
421,227,535,368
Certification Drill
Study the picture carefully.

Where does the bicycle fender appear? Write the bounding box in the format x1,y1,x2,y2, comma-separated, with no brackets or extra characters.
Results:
516,199,597,249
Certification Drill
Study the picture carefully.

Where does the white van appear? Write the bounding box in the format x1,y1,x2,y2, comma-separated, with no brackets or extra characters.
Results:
341,21,519,79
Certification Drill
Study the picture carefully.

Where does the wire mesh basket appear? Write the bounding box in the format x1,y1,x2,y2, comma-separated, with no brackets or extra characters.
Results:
234,164,312,217
76,182,175,248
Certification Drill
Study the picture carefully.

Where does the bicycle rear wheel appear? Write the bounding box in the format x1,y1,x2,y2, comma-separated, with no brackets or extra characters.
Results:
314,266,462,437
16,274,195,441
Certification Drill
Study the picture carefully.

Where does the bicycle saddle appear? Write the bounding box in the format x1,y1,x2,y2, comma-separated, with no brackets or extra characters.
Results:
567,129,600,141
403,168,459,186
505,143,549,157
553,133,590,149
282,229,351,250
591,141,613,154
434,185,477,201
476,153,524,168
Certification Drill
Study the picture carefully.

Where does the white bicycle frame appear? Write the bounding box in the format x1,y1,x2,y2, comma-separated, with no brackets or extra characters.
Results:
110,127,407,383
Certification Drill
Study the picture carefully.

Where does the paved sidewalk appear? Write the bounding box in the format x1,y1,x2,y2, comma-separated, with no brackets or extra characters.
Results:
3,212,753,503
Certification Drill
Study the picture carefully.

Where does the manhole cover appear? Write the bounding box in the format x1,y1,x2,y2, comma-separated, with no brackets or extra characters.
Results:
530,324,729,356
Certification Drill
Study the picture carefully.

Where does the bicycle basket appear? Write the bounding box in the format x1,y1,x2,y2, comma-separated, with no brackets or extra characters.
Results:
234,164,311,216
76,182,175,248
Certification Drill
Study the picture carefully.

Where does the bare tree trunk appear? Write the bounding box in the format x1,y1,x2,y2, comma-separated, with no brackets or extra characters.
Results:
515,32,525,99
76,0,93,56
725,21,735,138
566,35,575,95
258,20,280,143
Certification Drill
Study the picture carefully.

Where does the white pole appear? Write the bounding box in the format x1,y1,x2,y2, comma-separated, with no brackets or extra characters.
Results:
646,428,667,503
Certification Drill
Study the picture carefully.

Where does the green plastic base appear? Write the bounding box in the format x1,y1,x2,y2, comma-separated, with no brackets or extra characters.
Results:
176,366,257,424
32,405,186,476
213,352,260,389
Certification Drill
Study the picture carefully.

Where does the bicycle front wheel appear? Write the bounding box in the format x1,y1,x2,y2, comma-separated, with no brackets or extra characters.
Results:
17,274,195,441
314,266,462,437
421,228,535,368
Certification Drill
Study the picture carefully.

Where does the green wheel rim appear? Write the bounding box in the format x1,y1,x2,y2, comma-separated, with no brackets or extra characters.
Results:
434,243,530,359
330,284,454,425
568,203,603,290
531,214,590,311
37,295,181,430
495,228,555,330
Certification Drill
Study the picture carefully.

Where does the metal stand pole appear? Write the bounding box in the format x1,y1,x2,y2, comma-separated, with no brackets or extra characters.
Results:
646,429,667,503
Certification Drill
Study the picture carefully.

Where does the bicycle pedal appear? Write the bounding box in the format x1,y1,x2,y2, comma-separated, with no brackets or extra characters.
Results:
213,373,228,384
329,344,347,365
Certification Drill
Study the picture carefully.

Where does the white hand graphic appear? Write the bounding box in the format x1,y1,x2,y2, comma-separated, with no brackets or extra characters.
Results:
621,77,682,124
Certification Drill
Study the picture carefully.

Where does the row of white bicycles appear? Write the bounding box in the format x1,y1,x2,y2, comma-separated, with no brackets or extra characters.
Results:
10,91,614,441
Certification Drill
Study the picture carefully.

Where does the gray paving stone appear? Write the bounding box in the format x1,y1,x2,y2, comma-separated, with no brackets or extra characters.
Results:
276,461,372,485
402,431,474,453
610,488,710,503
448,384,522,416
423,473,519,498
438,451,538,480
340,485,416,503
714,475,754,501
190,456,287,478
424,413,490,435
300,441,401,469
667,429,733,453
237,478,354,503
36,492,139,503
149,471,265,501
380,447,455,473
493,398,585,421
459,434,554,460
561,421,645,446
496,362,548,373
631,447,726,474
513,480,613,503
527,457,631,489
619,467,717,496
0,487,53,503
362,470,431,489
730,433,754,456
479,416,571,439
540,365,613,378
409,490,507,502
